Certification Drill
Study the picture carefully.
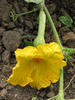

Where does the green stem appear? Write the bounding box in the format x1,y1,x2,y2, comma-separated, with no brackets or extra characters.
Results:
43,6,63,50
9,8,39,21
21,35,35,40
57,67,64,100
18,8,39,16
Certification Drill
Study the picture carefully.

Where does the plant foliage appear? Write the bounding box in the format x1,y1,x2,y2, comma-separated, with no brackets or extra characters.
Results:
59,16,73,27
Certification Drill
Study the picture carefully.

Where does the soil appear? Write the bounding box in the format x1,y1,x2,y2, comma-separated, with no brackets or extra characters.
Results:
0,0,75,100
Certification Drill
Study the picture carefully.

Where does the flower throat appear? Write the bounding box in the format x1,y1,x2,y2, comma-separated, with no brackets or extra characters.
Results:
33,58,42,62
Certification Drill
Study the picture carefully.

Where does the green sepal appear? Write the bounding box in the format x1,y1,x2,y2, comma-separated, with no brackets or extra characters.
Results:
25,41,34,46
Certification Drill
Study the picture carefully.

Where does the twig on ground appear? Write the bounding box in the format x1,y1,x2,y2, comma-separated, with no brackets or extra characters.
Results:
63,75,75,92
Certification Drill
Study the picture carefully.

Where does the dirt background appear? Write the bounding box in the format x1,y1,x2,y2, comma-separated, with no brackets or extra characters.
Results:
0,0,75,100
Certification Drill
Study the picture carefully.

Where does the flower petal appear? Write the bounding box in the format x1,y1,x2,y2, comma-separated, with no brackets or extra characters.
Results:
30,60,51,90
36,42,64,60
7,60,34,86
30,58,66,90
47,59,66,83
15,46,37,61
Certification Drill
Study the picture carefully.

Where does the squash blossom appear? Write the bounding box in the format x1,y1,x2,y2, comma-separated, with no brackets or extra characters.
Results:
7,42,66,90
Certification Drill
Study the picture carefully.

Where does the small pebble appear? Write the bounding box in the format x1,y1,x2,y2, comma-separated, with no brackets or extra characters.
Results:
46,91,55,98
0,89,7,97
39,91,46,97
25,20,33,30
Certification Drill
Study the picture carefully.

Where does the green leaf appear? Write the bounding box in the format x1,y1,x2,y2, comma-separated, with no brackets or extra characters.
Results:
59,16,73,27
25,41,34,46
24,0,43,3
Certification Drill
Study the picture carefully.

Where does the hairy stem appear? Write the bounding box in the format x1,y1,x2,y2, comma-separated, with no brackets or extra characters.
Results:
57,67,64,100
43,5,63,50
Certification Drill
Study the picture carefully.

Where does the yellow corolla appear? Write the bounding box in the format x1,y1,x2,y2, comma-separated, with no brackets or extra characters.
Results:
7,42,67,90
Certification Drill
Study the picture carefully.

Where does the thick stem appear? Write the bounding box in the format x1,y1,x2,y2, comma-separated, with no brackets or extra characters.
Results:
43,6,63,50
33,8,46,47
37,8,46,37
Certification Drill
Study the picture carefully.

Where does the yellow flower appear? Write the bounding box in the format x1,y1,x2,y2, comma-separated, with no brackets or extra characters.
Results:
7,42,66,90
